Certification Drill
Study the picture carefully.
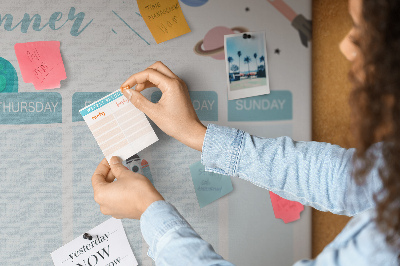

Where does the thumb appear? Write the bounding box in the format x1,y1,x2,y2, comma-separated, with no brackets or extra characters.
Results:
109,156,130,179
122,88,155,117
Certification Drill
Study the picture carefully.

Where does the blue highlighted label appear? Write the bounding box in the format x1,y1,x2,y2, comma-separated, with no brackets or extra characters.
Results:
228,91,292,121
0,92,62,124
72,92,111,122
79,91,122,117
151,91,218,121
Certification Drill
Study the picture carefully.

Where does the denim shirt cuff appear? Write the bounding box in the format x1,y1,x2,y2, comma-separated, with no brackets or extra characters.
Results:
140,200,191,260
201,123,245,176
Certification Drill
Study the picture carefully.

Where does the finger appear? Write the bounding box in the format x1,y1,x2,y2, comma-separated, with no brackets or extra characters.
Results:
137,61,181,91
109,156,131,179
135,81,156,92
105,169,116,183
121,89,158,117
121,69,173,93
147,61,178,79
100,206,111,216
92,158,111,189
105,164,130,182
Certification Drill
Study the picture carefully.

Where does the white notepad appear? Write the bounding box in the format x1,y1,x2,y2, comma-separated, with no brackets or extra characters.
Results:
51,218,138,266
79,90,158,162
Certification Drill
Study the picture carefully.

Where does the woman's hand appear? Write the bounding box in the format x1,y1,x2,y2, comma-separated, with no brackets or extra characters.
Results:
91,156,164,219
120,61,206,152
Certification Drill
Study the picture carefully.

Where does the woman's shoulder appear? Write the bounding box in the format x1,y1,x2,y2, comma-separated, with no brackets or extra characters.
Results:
324,209,399,265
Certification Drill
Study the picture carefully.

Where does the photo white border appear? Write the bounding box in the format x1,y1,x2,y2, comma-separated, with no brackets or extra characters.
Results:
224,31,270,100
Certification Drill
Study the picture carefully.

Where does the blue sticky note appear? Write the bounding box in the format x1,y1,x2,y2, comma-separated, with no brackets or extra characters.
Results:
189,161,233,208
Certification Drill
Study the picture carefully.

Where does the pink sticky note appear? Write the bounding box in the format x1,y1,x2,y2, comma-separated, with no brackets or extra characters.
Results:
14,41,66,90
269,191,304,223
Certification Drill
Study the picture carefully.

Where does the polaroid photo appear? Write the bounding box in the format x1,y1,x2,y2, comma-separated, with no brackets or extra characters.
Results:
225,31,270,100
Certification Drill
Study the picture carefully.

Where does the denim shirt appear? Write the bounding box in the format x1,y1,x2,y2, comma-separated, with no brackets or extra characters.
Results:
140,124,399,265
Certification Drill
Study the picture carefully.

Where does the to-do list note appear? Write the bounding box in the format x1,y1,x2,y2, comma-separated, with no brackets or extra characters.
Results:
79,90,158,163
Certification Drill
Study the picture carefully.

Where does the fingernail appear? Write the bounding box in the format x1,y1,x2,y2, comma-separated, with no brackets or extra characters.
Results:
110,156,122,165
125,89,133,100
120,85,130,92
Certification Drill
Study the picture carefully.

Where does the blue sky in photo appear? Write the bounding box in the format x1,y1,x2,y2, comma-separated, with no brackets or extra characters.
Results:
226,32,266,73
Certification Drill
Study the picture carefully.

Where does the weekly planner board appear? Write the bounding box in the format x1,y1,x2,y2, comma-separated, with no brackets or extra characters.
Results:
0,0,312,265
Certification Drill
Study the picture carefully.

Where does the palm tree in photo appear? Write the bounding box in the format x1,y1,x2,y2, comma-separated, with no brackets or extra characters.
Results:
231,64,239,73
253,53,258,74
237,51,242,78
260,55,265,72
228,56,233,74
244,56,251,78
259,55,266,77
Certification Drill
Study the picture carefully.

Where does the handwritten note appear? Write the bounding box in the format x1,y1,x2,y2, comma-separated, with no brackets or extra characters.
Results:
14,41,66,90
51,218,138,266
269,191,304,223
137,0,191,43
190,161,233,208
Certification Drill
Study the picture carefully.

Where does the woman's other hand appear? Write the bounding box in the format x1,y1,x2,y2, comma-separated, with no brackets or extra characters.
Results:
91,157,164,219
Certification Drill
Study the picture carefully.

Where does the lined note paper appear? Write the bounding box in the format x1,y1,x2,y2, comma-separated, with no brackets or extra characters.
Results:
79,90,158,163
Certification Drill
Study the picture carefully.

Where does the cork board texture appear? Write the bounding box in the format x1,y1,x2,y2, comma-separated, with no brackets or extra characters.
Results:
312,0,353,257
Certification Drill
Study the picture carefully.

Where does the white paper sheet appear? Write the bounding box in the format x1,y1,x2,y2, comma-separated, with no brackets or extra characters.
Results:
51,218,138,266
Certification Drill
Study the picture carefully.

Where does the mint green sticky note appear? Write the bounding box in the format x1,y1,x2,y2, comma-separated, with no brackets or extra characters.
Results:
190,161,233,208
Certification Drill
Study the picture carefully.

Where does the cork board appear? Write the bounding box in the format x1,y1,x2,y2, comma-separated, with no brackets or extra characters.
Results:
312,0,353,257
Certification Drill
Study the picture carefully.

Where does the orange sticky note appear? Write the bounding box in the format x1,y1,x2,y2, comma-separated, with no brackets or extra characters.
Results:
137,0,191,44
14,41,66,90
269,191,304,223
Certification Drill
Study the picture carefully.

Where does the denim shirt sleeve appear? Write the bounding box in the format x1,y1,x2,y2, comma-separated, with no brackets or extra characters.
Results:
201,124,382,216
140,200,234,265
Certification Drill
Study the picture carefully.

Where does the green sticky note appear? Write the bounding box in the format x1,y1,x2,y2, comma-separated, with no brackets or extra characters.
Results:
190,161,233,208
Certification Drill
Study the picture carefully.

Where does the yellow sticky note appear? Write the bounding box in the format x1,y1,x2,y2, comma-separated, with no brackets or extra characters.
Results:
137,0,191,44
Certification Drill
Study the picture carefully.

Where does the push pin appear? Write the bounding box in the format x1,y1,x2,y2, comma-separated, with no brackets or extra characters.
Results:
242,33,252,39
83,233,94,240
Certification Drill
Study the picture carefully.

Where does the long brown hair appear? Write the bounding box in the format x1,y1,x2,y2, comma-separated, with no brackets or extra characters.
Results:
350,0,400,251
